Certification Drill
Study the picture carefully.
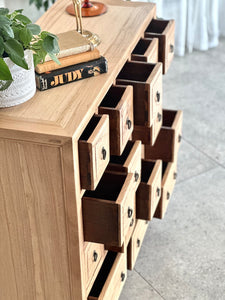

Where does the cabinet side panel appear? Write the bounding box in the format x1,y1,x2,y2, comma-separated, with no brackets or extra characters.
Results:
0,140,71,300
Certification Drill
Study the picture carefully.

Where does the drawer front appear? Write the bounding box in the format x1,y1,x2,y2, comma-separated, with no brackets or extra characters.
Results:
152,71,162,122
123,186,136,244
154,161,177,219
131,38,159,63
128,220,149,270
88,252,127,300
136,160,162,220
173,110,183,161
85,243,107,291
165,20,175,74
120,88,134,153
83,172,135,247
123,140,142,190
99,86,133,156
79,114,110,190
151,110,162,146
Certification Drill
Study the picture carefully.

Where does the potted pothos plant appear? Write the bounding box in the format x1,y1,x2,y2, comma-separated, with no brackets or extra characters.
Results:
0,7,60,107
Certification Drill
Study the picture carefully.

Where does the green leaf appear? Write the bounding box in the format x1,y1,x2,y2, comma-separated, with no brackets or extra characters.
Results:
0,15,11,26
14,14,32,25
0,8,9,16
0,80,13,91
43,35,59,54
1,24,14,39
47,52,60,65
27,23,41,35
19,27,33,46
0,57,13,80
0,36,4,55
4,38,28,70
33,53,42,66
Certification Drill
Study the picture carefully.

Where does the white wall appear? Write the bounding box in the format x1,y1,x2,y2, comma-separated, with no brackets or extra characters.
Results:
4,0,45,22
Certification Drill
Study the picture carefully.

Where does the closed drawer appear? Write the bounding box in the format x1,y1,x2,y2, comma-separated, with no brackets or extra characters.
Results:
154,161,177,219
145,109,183,162
88,251,127,300
136,159,162,221
107,140,142,191
79,114,110,190
127,220,149,270
131,37,159,63
83,172,136,247
116,61,162,127
99,85,134,156
85,243,107,293
145,19,175,74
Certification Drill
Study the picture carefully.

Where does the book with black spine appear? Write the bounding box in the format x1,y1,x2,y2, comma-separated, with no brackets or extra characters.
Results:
35,56,108,91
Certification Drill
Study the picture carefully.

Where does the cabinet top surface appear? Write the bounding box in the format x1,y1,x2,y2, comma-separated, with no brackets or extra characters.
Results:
0,0,155,142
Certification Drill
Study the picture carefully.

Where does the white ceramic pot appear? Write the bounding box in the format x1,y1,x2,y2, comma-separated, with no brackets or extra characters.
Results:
0,49,36,108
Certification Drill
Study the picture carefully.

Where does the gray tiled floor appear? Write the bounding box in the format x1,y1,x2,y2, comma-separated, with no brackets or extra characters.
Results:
120,38,225,300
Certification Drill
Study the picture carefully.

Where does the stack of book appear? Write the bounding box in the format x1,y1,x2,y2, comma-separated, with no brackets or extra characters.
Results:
35,30,108,91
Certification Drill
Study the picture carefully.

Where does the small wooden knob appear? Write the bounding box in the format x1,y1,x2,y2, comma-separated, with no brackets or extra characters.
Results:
157,187,161,197
102,147,107,160
134,171,139,182
93,251,98,262
128,207,133,218
167,191,170,200
156,91,160,102
121,272,126,282
126,118,132,129
137,238,141,247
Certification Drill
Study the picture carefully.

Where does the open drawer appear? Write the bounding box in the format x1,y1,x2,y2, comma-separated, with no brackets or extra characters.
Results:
131,37,159,63
107,140,142,191
99,85,134,156
127,220,149,270
136,159,162,221
116,61,162,127
154,161,177,219
83,171,136,247
132,107,162,146
145,109,183,162
79,114,110,190
145,18,175,74
88,251,127,300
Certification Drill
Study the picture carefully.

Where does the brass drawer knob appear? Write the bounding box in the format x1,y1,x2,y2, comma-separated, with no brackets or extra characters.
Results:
137,238,141,247
121,272,126,282
128,207,133,218
156,91,160,102
157,187,161,197
102,147,107,160
157,112,162,122
126,118,132,129
167,191,170,200
93,250,98,262
134,171,139,182
178,134,182,143
174,172,177,180
170,44,174,53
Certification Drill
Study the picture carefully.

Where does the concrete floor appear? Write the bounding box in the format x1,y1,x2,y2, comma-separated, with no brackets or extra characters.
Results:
120,38,225,300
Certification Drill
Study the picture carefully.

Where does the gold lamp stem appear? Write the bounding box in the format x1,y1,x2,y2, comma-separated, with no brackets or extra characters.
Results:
71,0,101,47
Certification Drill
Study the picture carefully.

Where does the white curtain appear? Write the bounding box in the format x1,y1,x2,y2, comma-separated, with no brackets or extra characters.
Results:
133,0,225,56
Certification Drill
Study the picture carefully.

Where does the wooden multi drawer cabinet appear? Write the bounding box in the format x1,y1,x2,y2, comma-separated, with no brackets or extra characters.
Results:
0,1,182,299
